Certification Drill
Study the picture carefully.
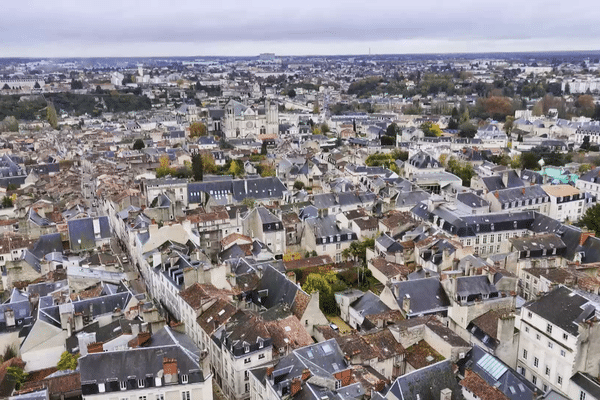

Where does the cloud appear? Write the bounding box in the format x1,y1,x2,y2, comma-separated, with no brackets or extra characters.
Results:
1,0,598,56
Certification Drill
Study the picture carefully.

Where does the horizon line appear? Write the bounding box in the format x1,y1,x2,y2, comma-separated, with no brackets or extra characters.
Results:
3,48,600,60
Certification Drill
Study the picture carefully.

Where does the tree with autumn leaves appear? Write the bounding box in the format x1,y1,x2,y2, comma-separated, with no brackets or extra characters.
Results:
189,122,207,138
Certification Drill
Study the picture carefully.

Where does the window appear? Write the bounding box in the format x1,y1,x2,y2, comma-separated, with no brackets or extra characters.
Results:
245,371,250,381
181,374,188,384
558,375,563,386
518,366,525,375
245,357,251,364
336,243,341,250
546,324,553,334
543,384,548,392
532,375,537,385
560,350,566,357
523,349,528,359
335,380,342,390
244,345,250,353
475,237,480,245
527,311,532,318
525,326,529,333
322,245,326,252
98,383,105,393
245,383,250,393
580,391,587,400
138,379,145,388
534,357,539,368
156,395,164,400
563,333,568,341
258,353,265,359
545,366,550,376
483,236,487,244
259,340,264,349
536,334,540,341
120,381,127,390
181,391,191,400
548,342,553,349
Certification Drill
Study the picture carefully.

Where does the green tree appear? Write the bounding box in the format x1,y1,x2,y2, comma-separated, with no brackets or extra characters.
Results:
47,102,58,129
420,122,443,137
321,123,330,134
302,273,338,315
57,351,79,370
133,139,145,150
341,238,375,264
260,164,275,177
228,160,243,177
579,204,600,236
261,141,268,155
192,152,203,181
7,366,27,391
458,122,477,138
241,197,256,208
581,136,591,151
288,89,296,98
293,181,305,190
504,116,515,135
1,196,13,208
386,122,400,136
189,122,207,137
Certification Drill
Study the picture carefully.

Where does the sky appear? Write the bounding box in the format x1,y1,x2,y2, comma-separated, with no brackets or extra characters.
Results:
2,0,599,57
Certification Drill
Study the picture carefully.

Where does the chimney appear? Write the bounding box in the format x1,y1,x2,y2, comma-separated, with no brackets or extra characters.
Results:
87,342,104,353
440,388,452,400
497,312,516,343
132,323,140,337
580,230,595,246
5,309,15,327
393,284,400,299
266,367,274,377
290,378,302,396
402,294,411,314
163,358,178,384
301,369,311,381
494,191,499,199
502,171,509,188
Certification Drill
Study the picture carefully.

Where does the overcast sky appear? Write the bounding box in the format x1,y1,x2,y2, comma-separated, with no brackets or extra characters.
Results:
2,0,599,57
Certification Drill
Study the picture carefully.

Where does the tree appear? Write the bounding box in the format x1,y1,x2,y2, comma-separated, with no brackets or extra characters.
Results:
47,102,58,129
320,123,330,134
302,272,338,315
581,135,591,151
564,83,570,95
7,366,26,391
156,155,174,178
288,89,296,98
386,122,400,136
189,122,207,137
504,116,515,135
458,122,477,138
133,139,145,150
260,164,275,177
521,152,540,170
261,141,268,155
201,152,217,174
579,204,600,236
293,181,305,190
70,79,83,90
579,164,592,174
192,152,203,181
420,122,442,137
341,238,375,264
1,196,13,208
228,160,243,177
241,197,256,208
57,351,79,371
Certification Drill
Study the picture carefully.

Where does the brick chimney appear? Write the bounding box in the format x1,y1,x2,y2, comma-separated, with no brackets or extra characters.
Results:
301,369,311,381
87,342,104,353
266,367,274,377
163,358,178,384
580,230,595,246
290,378,302,396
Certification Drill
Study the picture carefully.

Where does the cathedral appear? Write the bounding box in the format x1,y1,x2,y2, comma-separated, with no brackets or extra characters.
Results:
223,99,278,139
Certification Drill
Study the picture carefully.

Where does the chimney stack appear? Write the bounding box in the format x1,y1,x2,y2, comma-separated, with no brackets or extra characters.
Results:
163,358,179,384
402,294,411,314
87,342,104,354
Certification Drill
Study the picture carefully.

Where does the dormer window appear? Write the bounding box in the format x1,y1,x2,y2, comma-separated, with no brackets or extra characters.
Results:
138,379,145,388
98,383,105,393
120,381,127,391
244,345,250,353
181,374,189,384
258,340,264,349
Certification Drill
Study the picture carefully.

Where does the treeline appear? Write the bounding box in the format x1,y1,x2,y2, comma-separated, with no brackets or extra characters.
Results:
0,92,152,121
